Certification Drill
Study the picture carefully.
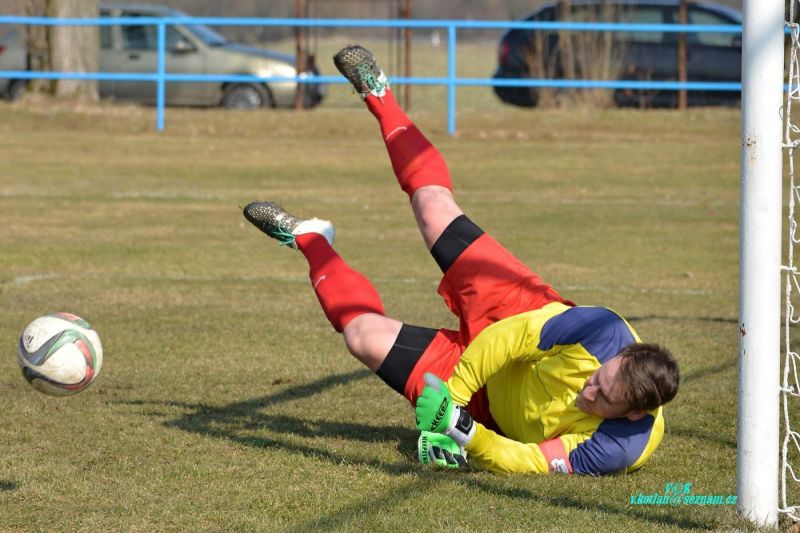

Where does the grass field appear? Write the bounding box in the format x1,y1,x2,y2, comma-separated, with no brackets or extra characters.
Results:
0,40,764,531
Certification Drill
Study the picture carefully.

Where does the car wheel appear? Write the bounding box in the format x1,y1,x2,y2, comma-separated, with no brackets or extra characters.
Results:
7,80,26,101
492,71,539,108
221,83,270,109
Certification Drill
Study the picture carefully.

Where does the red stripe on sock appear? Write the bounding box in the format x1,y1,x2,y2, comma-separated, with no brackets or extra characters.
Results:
296,233,385,332
366,89,452,198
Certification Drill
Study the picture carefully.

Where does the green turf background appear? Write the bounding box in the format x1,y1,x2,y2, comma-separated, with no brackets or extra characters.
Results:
0,38,778,532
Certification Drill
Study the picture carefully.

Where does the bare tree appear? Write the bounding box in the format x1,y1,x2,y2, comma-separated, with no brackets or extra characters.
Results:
557,0,577,82
525,1,625,108
19,0,51,94
677,0,688,110
47,0,99,100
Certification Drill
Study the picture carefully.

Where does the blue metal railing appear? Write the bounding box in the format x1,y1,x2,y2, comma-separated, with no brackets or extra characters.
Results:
0,16,743,133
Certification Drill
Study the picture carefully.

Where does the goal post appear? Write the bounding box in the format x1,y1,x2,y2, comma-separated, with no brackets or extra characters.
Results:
737,0,784,528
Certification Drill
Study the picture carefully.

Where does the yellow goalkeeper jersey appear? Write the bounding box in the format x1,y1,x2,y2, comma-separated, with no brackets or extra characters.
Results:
446,302,664,476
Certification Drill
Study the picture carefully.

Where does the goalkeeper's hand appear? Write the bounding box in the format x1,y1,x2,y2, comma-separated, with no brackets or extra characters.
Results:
415,372,476,447
418,431,467,468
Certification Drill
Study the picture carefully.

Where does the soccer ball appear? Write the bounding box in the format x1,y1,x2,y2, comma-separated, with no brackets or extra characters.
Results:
17,312,103,396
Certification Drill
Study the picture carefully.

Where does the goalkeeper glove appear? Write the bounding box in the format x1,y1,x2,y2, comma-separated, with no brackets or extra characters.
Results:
418,431,467,468
415,372,476,447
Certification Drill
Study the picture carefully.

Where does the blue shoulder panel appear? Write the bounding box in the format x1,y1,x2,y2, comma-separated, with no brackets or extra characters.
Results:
569,415,655,475
537,306,636,363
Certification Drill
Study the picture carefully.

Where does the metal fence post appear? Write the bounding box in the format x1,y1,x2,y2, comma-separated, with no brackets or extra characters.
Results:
157,21,166,131
0,15,745,135
448,24,456,136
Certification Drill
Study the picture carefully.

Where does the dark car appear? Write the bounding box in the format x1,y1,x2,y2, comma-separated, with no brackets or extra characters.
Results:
493,0,742,107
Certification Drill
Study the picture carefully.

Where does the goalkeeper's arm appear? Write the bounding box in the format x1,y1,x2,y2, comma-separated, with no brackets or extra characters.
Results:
415,373,476,447
415,372,557,474
464,424,555,474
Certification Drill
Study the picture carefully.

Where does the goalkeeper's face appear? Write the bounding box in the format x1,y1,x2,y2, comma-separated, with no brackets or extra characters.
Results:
576,357,647,421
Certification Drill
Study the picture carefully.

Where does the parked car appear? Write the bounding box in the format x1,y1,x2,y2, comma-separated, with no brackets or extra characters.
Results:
0,28,27,101
493,0,742,107
1,2,325,109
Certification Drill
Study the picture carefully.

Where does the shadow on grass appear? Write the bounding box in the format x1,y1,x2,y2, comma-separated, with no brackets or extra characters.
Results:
120,369,717,531
627,315,737,325
681,359,735,385
123,369,375,415
469,481,718,532
667,423,735,450
531,494,717,532
0,481,18,491
281,476,715,532
121,369,420,474
663,360,737,449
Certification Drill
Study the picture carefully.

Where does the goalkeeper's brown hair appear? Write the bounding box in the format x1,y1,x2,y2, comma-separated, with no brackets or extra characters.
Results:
616,343,680,412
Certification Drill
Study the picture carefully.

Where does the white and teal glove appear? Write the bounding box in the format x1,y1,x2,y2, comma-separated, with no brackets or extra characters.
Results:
418,431,467,468
415,372,476,447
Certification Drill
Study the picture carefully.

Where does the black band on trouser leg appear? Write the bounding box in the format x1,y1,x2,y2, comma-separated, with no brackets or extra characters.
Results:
430,215,485,273
376,324,438,396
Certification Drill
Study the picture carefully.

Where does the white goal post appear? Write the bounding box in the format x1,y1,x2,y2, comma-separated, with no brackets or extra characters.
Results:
738,0,784,528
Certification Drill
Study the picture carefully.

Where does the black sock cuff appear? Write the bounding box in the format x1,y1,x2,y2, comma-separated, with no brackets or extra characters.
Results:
376,324,438,396
430,215,484,273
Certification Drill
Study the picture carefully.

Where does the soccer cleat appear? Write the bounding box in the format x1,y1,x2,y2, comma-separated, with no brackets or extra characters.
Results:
333,45,389,98
243,201,335,249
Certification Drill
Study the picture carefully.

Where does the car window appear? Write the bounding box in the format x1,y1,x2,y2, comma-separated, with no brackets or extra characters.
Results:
688,8,738,47
184,24,226,46
165,27,191,50
121,19,188,52
100,16,113,50
530,7,555,22
570,4,617,23
121,20,154,50
616,7,665,44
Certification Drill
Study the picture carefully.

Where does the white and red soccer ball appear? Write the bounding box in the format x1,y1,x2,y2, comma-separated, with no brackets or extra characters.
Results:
17,312,103,396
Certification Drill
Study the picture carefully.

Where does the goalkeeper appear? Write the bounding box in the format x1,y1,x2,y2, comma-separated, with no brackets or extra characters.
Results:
243,45,680,475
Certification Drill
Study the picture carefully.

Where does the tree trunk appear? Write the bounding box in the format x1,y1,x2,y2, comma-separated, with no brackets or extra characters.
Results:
677,0,688,110
22,0,50,94
47,0,98,100
402,0,411,110
557,0,576,82
294,0,304,110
